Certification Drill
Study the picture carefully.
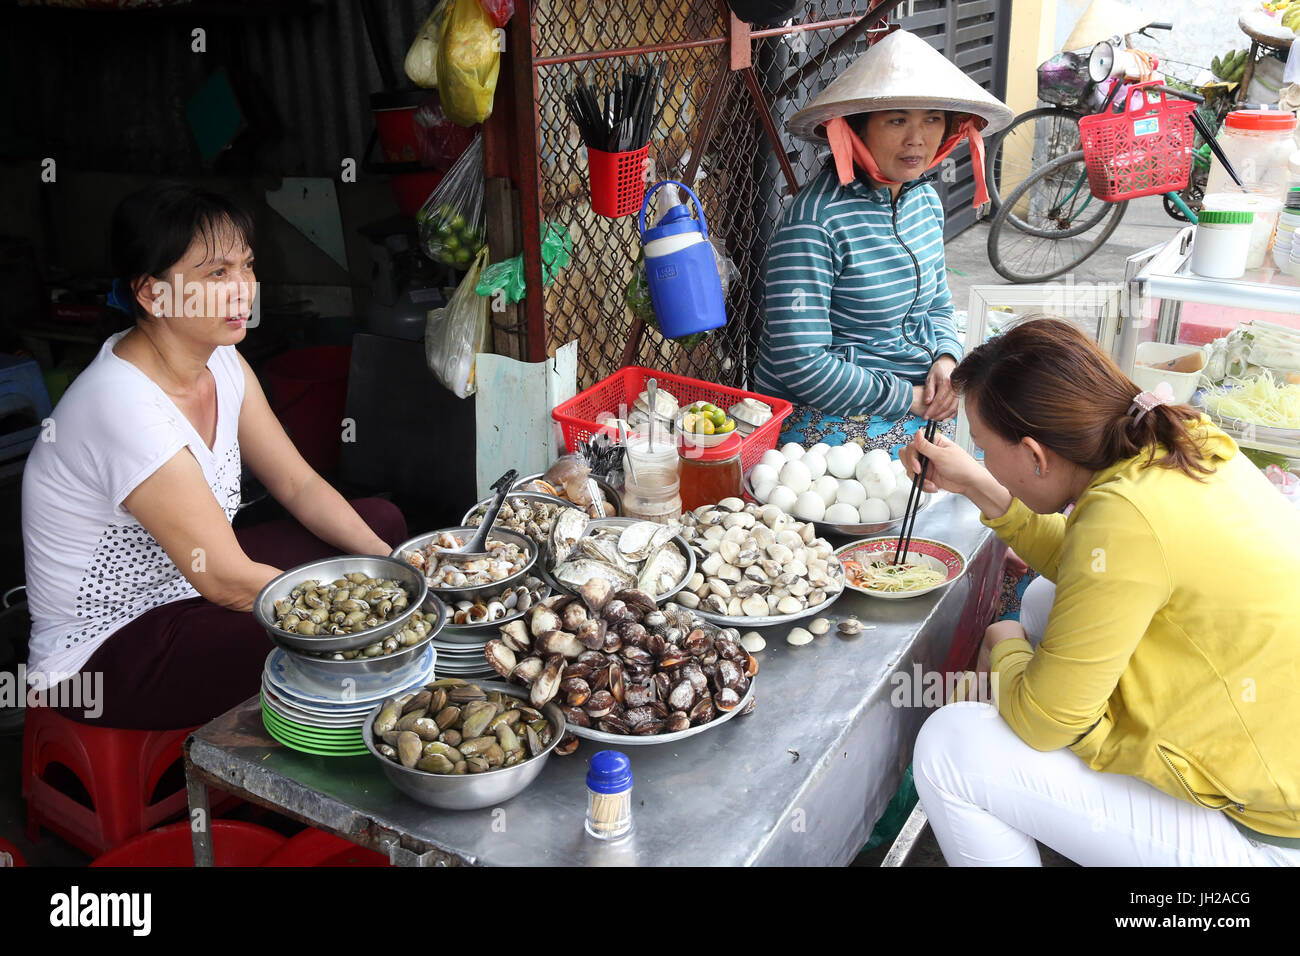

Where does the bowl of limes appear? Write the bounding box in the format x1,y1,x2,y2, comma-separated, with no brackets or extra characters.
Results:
675,401,740,448
417,203,486,270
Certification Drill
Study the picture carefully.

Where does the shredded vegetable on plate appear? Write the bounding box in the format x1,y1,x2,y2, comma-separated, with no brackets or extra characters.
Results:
844,557,946,593
1203,371,1300,430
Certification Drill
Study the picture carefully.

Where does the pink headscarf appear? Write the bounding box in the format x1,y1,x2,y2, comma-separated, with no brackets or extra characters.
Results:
824,113,990,207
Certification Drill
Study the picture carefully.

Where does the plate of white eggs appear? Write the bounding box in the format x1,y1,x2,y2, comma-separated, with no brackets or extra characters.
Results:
744,441,938,537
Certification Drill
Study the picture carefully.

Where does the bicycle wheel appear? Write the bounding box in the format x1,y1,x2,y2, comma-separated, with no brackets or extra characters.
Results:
987,150,1129,283
987,107,1083,211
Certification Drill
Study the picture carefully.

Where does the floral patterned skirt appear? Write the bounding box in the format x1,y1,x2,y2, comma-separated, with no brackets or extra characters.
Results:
777,405,956,461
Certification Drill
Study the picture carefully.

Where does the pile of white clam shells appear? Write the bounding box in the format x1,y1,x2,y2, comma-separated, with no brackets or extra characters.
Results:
672,498,844,619
747,442,929,525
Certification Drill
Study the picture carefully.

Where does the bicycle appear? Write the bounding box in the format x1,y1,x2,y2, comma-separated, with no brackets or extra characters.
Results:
986,81,1206,283
986,20,1234,229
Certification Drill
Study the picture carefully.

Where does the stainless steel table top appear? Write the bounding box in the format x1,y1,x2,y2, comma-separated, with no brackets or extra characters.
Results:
188,493,1003,866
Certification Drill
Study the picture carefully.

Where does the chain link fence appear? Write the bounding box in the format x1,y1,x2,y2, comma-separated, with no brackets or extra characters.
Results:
531,1,906,391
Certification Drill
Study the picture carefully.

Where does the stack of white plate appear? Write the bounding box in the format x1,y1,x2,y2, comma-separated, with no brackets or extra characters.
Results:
430,627,497,678
260,646,437,756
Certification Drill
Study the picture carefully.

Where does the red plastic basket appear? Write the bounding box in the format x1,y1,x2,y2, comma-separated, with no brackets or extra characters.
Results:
552,366,793,473
1078,82,1196,202
587,145,649,218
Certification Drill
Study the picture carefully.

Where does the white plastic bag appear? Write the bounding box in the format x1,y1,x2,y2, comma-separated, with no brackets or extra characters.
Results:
425,248,490,398
404,1,449,89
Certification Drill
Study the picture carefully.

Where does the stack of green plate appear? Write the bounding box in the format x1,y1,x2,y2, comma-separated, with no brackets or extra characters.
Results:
260,696,368,757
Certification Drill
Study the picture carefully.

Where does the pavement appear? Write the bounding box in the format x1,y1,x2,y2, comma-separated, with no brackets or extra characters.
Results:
943,194,1183,314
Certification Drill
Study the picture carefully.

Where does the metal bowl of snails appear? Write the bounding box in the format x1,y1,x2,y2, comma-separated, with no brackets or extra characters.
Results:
253,556,430,654
267,594,446,681
392,526,538,604
438,577,551,645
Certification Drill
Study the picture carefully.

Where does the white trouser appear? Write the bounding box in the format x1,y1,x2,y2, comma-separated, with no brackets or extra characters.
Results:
914,703,1300,866
1018,574,1056,647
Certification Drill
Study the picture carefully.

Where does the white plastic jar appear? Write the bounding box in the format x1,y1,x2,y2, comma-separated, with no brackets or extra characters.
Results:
1205,110,1298,201
1190,209,1254,279
1202,192,1282,269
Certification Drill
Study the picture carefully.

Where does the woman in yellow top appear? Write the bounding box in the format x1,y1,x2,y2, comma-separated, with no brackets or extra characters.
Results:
901,319,1300,866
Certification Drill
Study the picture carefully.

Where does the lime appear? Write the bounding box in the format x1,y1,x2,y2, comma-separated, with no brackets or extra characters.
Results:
719,418,736,433
443,235,460,252
454,249,472,266
450,214,466,231
681,412,697,433
707,407,727,428
695,418,715,435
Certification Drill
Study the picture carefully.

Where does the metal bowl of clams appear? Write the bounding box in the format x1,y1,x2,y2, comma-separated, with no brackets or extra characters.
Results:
547,516,695,607
254,555,430,654
392,526,538,604
362,681,565,810
267,593,446,681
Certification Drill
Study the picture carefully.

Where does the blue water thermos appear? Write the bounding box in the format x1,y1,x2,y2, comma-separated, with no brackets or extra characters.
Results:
638,181,727,339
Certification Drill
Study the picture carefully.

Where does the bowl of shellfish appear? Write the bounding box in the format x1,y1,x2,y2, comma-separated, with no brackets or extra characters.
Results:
254,556,430,654
545,512,694,607
484,582,757,745
268,595,445,682
512,469,622,518
363,679,565,810
393,526,538,603
439,577,550,640
460,492,583,548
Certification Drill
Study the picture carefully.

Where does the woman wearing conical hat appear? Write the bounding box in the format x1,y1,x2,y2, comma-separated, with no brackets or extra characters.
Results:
753,29,1012,453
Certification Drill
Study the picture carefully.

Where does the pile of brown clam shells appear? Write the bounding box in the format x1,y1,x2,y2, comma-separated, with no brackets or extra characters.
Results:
272,573,412,637
372,679,555,774
483,580,757,737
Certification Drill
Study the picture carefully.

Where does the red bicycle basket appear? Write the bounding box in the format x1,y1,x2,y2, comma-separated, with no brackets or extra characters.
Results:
1078,82,1196,202
552,366,793,473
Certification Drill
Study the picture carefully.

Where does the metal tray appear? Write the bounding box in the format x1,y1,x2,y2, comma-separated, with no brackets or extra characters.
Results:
742,474,938,538
545,517,695,606
564,678,756,747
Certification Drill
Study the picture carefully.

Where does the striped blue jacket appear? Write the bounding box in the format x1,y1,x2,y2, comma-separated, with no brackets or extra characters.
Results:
753,165,963,421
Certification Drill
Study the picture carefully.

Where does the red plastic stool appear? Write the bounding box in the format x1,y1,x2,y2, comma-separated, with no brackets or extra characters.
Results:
91,820,286,867
262,827,391,867
21,706,199,857
0,838,26,866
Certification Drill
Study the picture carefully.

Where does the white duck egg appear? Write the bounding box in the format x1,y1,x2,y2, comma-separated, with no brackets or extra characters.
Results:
812,474,840,506
855,455,893,486
748,463,779,490
778,459,813,494
843,442,865,463
862,471,897,500
886,486,913,519
808,443,831,458
862,448,891,472
802,452,827,481
760,449,788,471
793,491,826,522
836,479,867,508
891,457,909,478
824,502,861,524
754,480,777,504
769,485,799,514
859,498,891,524
780,442,806,461
825,445,858,479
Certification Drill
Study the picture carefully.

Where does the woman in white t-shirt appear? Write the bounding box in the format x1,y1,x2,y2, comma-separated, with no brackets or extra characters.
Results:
21,183,406,728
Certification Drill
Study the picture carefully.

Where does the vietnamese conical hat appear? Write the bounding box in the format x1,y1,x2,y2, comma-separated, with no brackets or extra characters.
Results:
786,29,1013,143
1062,0,1150,52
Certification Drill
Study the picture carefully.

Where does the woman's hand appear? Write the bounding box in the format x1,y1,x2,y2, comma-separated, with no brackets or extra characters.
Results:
900,428,1014,520
923,355,958,421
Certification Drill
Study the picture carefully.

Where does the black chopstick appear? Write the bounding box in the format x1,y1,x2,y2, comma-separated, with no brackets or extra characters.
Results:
894,419,938,566
565,61,662,153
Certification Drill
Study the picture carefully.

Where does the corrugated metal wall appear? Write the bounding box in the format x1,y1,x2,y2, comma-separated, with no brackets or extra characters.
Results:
3,1,434,177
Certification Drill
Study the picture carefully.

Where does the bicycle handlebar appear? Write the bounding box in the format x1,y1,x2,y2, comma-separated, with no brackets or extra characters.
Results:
1143,22,1173,31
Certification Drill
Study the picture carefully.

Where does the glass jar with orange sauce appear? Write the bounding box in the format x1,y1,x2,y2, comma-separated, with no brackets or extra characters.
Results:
677,432,743,512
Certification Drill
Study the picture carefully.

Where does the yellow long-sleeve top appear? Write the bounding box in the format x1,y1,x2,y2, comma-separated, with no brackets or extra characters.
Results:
984,417,1300,839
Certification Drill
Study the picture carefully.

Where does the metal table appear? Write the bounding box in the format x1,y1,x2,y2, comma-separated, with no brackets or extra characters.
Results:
185,492,1005,866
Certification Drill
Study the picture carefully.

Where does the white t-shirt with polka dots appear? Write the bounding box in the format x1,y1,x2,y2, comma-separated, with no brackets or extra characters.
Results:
22,331,245,680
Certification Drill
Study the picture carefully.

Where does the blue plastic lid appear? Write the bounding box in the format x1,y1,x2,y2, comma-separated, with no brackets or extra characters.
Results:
586,750,633,794
643,203,703,243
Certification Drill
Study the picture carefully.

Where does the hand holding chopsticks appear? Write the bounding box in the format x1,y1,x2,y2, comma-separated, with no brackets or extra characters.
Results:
894,419,938,565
